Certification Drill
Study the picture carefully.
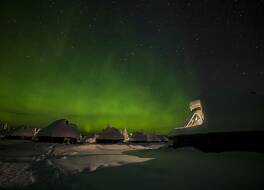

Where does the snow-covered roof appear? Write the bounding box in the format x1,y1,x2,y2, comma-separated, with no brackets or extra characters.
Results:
97,127,124,140
36,119,80,139
169,125,209,137
129,132,148,142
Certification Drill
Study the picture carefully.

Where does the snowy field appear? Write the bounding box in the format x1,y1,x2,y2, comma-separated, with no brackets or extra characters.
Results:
0,140,264,190
0,140,159,188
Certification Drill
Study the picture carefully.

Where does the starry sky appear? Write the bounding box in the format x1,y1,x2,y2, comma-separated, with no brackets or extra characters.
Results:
0,0,263,133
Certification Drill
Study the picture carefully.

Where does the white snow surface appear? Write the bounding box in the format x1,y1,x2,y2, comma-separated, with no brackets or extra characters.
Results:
0,140,160,188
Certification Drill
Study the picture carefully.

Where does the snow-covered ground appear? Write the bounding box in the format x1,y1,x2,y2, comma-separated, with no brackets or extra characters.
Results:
49,143,158,173
0,140,160,188
1,140,264,190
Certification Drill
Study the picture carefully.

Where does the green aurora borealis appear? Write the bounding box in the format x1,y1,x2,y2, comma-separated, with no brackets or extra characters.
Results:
0,1,199,133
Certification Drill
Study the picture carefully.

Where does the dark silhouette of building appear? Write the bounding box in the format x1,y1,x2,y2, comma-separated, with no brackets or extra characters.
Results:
36,119,80,144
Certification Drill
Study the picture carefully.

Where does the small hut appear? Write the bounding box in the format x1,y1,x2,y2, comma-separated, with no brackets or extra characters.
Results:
8,126,38,140
129,132,148,143
96,125,124,143
36,119,80,144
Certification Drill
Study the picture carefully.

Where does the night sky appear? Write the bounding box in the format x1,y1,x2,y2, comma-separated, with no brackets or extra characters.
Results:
0,0,263,133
